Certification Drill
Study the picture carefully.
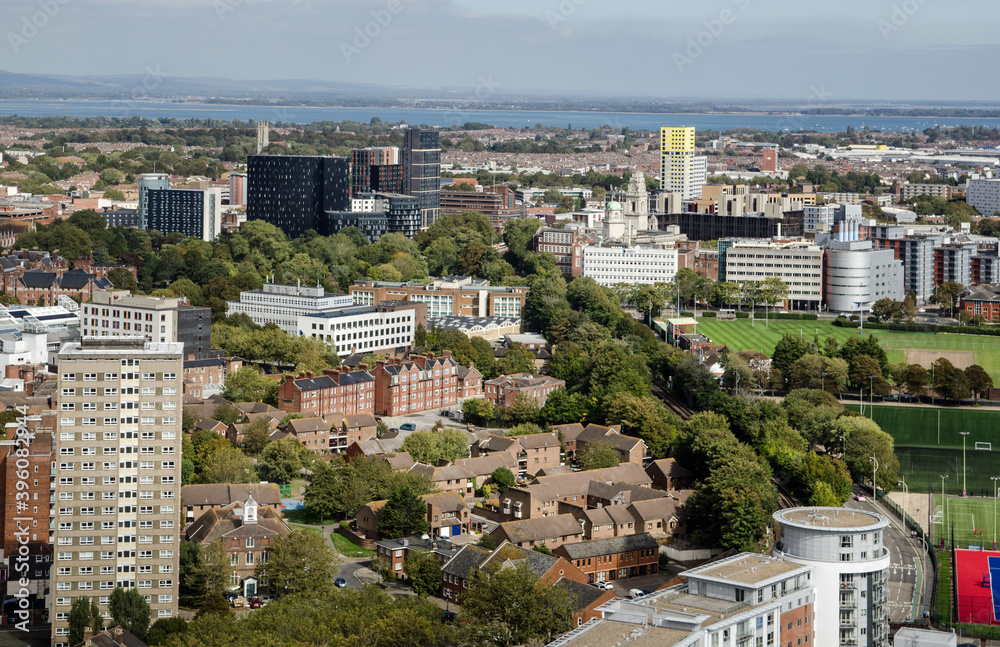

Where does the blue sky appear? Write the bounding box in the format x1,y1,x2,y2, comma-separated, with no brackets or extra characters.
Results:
2,0,997,102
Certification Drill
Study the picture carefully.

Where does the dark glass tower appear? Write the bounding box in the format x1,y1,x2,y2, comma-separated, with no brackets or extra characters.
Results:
402,128,441,228
247,155,349,238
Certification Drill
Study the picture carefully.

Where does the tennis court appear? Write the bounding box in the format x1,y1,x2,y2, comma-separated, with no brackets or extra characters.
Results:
955,549,1000,624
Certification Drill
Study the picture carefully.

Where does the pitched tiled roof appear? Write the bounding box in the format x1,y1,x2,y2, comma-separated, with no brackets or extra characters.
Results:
74,626,148,647
556,577,612,611
186,503,290,544
648,458,695,480
518,432,560,450
442,544,491,578
287,417,333,434
530,463,652,496
493,514,583,545
479,435,518,452
556,533,659,560
383,452,414,470
344,413,376,428
293,371,374,391
552,423,585,442
181,483,282,508
59,269,94,290
422,491,467,512
19,269,56,288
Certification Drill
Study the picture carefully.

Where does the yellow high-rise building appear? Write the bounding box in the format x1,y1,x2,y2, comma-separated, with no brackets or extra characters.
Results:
660,126,706,201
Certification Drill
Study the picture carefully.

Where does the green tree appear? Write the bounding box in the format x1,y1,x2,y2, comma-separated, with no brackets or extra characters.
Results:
771,334,812,379
491,467,516,492
871,298,904,323
931,281,965,316
604,392,678,460
965,364,994,403
932,357,971,401
378,486,430,539
241,417,273,456
107,267,138,292
212,404,243,427
198,446,257,484
538,387,588,425
578,441,620,471
834,416,900,491
789,354,848,393
109,587,151,641
188,540,233,602
304,461,339,523
222,365,278,404
90,598,103,635
502,391,540,426
69,597,92,646
195,591,234,619
902,364,929,397
496,344,536,376
100,167,124,185
147,617,189,645
405,550,443,597
257,438,311,483
263,528,341,597
459,561,574,647
847,355,891,395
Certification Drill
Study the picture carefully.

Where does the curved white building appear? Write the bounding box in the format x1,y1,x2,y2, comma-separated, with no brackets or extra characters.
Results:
773,508,890,647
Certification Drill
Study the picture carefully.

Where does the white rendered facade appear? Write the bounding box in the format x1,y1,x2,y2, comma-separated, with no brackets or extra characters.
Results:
226,283,354,336
582,245,678,287
661,126,707,200
82,291,180,344
772,508,891,647
51,338,184,647
803,205,837,234
722,241,824,310
298,306,417,357
966,178,1000,216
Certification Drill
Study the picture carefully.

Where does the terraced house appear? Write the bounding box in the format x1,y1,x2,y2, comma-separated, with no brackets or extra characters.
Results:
276,366,375,416
373,352,458,416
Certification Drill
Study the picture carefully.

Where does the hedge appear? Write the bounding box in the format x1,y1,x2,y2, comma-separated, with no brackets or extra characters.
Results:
701,311,717,318
832,317,1000,337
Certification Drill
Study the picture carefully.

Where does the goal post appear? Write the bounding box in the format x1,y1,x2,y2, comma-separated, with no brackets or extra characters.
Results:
976,442,992,451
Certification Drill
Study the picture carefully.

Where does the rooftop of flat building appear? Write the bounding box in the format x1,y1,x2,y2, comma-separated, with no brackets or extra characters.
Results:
550,621,692,647
685,553,807,586
61,337,183,357
774,507,888,531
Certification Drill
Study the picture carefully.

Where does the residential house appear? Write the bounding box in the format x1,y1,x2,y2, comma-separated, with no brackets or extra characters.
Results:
182,354,243,397
71,626,149,647
553,423,585,462
646,458,695,491
484,373,565,408
382,452,415,470
558,578,618,626
344,436,405,462
181,483,283,526
455,363,484,398
374,352,459,416
627,491,692,540
356,491,469,541
284,417,333,454
489,513,584,550
185,496,291,596
500,462,653,521
226,418,280,449
473,432,562,478
408,454,517,495
585,481,666,509
563,503,638,541
441,540,587,603
276,366,376,416
195,418,228,436
373,536,461,581
575,424,648,465
553,533,660,584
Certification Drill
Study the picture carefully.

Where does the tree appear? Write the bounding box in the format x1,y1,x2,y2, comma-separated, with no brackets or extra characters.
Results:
538,387,588,425
771,334,812,379
789,354,847,393
241,417,273,456
107,267,138,292
188,540,233,602
578,441,620,471
871,298,904,323
90,598,103,635
146,617,189,646
257,438,311,483
459,561,574,647
69,597,92,646
263,528,341,597
604,392,678,460
965,364,994,403
100,167,124,185
378,486,430,539
222,365,278,404
502,391,540,426
491,467,516,492
847,355,890,395
932,357,971,402
902,364,929,397
834,416,900,491
212,404,243,427
405,550,443,597
496,344,536,376
931,281,965,316
195,591,234,618
304,461,339,524
109,587,151,641
198,447,257,484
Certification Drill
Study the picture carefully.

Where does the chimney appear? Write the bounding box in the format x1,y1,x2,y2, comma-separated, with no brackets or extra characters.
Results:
341,365,351,374
306,371,313,379
285,374,295,387
323,368,337,377
426,352,435,360
359,362,369,372
376,360,386,372
297,372,306,379
4,365,17,379
442,350,452,358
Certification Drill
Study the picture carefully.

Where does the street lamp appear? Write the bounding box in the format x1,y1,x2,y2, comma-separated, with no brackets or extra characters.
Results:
820,371,828,394
869,455,879,499
868,375,876,416
960,432,970,497
991,477,1000,547
939,474,949,544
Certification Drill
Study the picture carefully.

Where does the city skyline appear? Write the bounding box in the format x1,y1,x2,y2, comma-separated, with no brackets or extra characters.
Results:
3,0,1000,102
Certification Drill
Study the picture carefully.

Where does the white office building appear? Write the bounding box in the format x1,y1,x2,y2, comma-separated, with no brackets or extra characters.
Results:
582,244,678,287
773,507,891,647
51,337,184,646
226,282,354,336
722,239,824,310
298,303,418,357
966,178,1000,216
803,205,838,234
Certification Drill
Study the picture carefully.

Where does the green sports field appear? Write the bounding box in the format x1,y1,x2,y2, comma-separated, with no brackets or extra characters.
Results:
846,404,1000,495
695,318,1000,382
933,495,1000,548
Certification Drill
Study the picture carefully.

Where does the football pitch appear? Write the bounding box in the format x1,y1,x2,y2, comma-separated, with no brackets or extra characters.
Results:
934,496,1000,550
847,404,1000,495
695,318,1000,382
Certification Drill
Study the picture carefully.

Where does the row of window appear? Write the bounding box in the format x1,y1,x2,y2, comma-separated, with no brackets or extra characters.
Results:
60,416,177,426
59,446,175,455
62,373,177,382
57,550,174,561
62,386,176,396
60,431,176,441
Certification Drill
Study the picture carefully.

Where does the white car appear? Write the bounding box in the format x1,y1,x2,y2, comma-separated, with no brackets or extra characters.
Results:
594,581,613,590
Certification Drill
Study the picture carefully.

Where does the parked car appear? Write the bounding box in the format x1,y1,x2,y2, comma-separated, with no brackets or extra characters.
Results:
232,596,247,608
885,394,899,402
442,610,457,622
260,594,274,606
222,592,239,603
249,595,261,609
629,589,648,599
400,423,416,431
854,494,867,502
334,577,348,588
593,581,613,590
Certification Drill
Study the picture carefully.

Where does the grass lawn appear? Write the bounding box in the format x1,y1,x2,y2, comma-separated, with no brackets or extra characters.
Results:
695,318,1000,381
845,405,1000,495
932,495,1000,549
330,531,374,558
282,507,324,525
935,549,951,623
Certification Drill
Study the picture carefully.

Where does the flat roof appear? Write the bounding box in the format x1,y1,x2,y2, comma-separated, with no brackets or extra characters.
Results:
687,554,807,586
773,507,888,531
666,318,698,326
554,621,692,647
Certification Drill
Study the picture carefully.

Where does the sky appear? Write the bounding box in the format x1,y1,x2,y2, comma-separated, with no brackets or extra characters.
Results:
2,0,999,103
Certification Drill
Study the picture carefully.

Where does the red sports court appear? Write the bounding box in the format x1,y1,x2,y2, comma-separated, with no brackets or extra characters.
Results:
955,548,1000,625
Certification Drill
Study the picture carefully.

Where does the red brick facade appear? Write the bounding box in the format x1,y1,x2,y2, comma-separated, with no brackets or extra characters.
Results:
374,352,458,417
0,412,53,554
276,366,375,416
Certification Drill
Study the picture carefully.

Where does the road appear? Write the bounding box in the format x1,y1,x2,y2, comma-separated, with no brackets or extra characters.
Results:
843,490,930,623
